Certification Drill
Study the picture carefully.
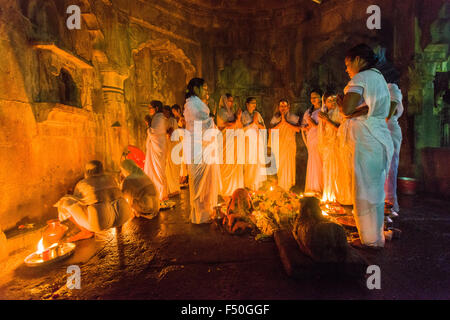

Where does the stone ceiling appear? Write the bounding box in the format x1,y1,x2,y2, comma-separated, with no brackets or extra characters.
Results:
139,0,321,30
173,0,316,12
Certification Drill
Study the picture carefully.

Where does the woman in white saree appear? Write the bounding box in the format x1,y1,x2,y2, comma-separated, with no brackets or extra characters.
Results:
301,89,324,194
383,73,403,215
317,92,344,203
340,44,394,249
144,100,169,201
164,105,181,197
270,99,300,191
241,97,267,191
217,94,244,199
183,78,221,224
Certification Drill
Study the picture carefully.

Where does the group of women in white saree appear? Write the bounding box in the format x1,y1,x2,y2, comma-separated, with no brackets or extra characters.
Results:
302,44,403,248
144,101,185,203
145,44,402,250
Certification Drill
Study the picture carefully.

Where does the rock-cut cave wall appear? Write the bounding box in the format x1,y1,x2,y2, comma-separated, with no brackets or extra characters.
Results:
0,0,201,230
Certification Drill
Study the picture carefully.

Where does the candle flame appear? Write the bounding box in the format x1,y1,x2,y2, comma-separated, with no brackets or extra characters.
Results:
269,186,274,191
36,237,44,254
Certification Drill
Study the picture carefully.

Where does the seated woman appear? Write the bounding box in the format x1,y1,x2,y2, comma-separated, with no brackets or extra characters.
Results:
55,160,133,242
120,159,160,219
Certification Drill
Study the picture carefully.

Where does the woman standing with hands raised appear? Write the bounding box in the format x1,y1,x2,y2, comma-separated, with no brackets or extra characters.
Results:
301,89,324,195
270,99,300,191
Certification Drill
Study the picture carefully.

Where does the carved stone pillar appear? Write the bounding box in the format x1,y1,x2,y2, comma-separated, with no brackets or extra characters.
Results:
100,70,129,171
409,43,449,177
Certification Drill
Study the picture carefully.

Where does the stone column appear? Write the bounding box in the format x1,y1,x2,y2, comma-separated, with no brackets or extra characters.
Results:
100,70,129,172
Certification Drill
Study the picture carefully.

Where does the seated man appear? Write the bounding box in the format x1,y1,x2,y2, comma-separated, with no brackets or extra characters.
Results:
120,159,160,219
55,160,133,241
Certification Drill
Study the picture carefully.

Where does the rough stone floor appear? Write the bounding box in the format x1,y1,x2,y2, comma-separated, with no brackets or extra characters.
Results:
0,189,449,300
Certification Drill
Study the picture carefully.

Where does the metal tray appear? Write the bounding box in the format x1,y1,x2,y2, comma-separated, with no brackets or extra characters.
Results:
24,242,76,267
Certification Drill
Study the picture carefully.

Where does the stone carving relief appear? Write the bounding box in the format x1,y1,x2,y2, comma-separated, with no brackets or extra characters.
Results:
20,0,62,42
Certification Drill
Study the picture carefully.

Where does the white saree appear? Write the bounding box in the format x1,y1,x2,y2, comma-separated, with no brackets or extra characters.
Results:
241,110,267,191
345,68,394,247
165,117,181,195
184,96,221,224
271,112,299,191
301,108,323,194
384,83,403,212
217,96,244,197
144,112,168,201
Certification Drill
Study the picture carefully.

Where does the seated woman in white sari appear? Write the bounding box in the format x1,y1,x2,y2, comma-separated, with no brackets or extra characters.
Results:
241,97,267,191
301,89,323,195
144,100,169,202
120,159,159,219
217,94,244,199
184,78,221,224
164,105,181,197
55,160,133,242
317,91,344,203
340,44,394,249
270,99,300,191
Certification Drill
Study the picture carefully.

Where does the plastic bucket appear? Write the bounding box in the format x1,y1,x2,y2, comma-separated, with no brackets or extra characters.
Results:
398,177,418,195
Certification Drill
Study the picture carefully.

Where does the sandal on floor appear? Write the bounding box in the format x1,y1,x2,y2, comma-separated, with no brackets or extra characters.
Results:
351,239,383,251
388,227,402,240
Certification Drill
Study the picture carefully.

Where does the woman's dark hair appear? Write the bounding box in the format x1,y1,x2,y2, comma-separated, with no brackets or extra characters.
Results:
225,93,233,99
150,100,163,113
323,90,336,103
309,88,322,113
144,114,152,128
163,105,173,117
377,63,400,85
171,104,181,113
186,78,205,99
246,97,256,104
279,98,290,105
345,43,378,71
85,160,104,178
310,88,323,97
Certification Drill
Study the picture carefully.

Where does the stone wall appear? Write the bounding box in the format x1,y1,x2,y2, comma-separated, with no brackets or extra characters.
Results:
0,0,202,230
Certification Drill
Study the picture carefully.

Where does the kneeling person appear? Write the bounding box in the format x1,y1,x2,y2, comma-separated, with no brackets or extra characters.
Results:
55,160,133,241
120,159,160,219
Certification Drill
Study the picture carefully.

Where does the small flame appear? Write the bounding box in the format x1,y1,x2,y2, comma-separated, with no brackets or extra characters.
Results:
269,186,274,191
321,191,336,203
321,210,328,216
36,237,44,254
